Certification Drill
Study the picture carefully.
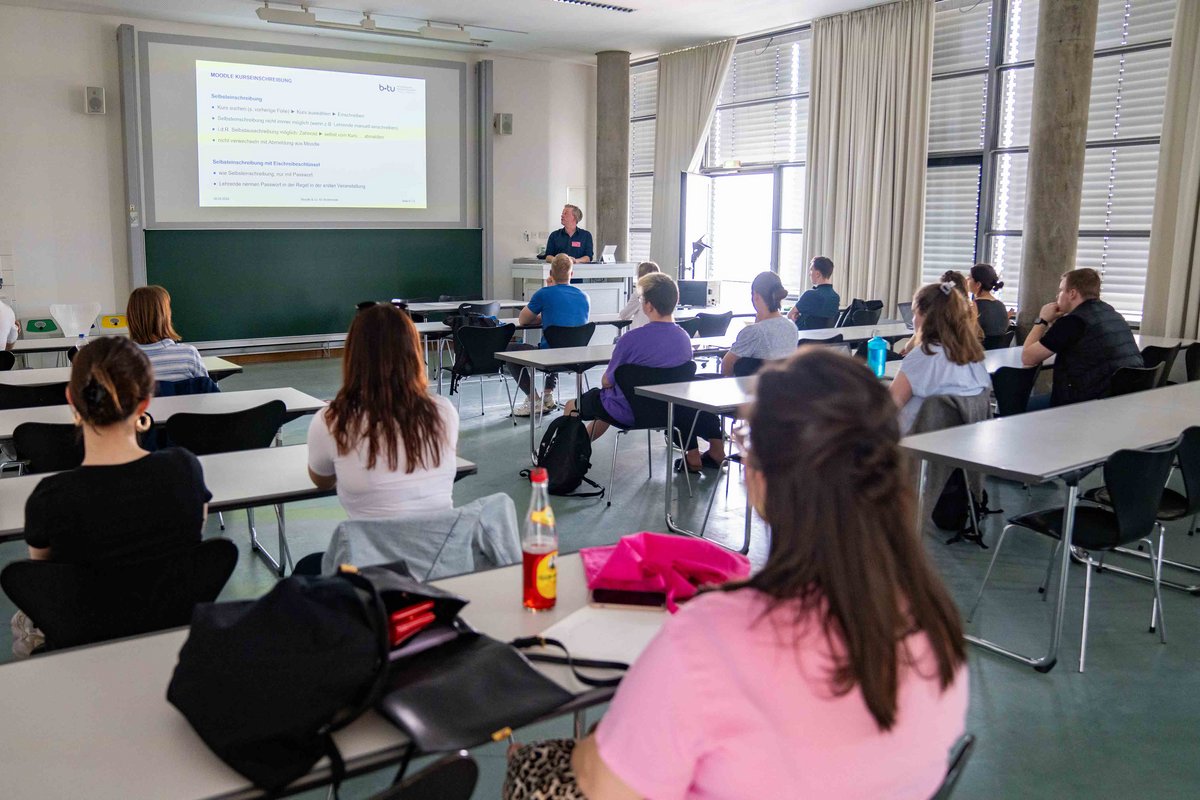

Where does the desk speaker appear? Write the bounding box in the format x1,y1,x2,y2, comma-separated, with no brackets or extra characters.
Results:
85,86,106,115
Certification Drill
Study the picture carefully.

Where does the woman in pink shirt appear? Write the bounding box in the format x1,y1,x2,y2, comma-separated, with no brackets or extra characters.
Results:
506,348,968,799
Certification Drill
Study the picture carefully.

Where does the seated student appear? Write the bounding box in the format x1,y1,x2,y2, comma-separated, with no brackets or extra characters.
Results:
1022,267,1142,406
308,304,459,518
722,271,796,376
564,273,726,472
505,349,968,799
968,263,1010,338
787,255,840,328
127,285,209,382
900,271,977,357
890,281,990,433
0,276,17,351
616,261,661,330
510,254,591,416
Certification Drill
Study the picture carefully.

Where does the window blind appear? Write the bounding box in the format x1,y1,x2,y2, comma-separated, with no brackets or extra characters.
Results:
923,164,983,286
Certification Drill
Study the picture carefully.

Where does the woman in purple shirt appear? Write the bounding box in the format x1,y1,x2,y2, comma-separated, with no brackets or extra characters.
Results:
564,273,726,472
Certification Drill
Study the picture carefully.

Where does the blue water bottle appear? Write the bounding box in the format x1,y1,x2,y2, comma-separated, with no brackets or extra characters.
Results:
867,332,887,378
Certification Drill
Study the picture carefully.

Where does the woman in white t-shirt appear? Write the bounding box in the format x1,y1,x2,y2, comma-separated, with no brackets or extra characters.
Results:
891,281,989,433
307,304,459,518
616,261,661,330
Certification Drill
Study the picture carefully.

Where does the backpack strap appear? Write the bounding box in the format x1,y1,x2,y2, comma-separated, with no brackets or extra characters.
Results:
558,475,605,499
510,636,628,687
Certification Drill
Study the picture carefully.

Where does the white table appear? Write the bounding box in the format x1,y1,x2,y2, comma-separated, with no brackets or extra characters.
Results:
0,387,326,443
405,299,525,315
798,321,912,343
901,380,1200,672
0,356,242,387
0,554,623,800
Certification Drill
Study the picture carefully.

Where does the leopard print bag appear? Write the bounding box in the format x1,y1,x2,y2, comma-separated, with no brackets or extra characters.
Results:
502,739,586,800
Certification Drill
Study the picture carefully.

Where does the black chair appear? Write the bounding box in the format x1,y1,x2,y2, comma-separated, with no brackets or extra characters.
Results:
930,734,977,800
0,381,68,410
991,366,1039,417
1110,363,1164,397
0,351,15,370
969,445,1175,671
694,310,733,338
543,323,598,405
67,346,79,363
440,323,517,417
1141,344,1180,387
800,333,844,346
731,357,765,377
166,400,289,573
839,299,883,328
0,538,238,653
608,362,699,506
982,330,1016,351
11,422,83,475
457,301,500,318
370,751,478,800
677,317,702,338
1185,342,1200,382
795,313,838,331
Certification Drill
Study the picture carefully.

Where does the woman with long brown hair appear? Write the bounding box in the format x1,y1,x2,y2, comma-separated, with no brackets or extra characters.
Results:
505,350,968,799
126,285,209,382
891,280,989,433
307,304,458,517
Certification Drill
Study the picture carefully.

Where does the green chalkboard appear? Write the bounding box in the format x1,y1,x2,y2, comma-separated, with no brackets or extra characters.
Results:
144,228,482,342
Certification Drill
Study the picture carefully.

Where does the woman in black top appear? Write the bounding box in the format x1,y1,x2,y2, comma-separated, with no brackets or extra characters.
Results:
24,337,211,564
968,263,1011,338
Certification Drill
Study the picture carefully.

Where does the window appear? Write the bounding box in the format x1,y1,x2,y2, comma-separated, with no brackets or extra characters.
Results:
925,0,1177,322
627,62,657,263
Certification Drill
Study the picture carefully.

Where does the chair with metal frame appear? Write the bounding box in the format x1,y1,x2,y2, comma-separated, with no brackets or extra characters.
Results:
11,422,84,475
440,323,518,418
968,444,1175,671
0,538,238,653
795,313,838,331
694,310,733,338
930,734,977,800
1140,343,1181,387
165,400,290,575
457,301,501,318
542,323,598,406
982,330,1016,351
0,381,68,411
991,366,1039,417
1110,363,1164,397
839,299,883,328
677,317,701,338
607,362,699,507
1185,342,1200,382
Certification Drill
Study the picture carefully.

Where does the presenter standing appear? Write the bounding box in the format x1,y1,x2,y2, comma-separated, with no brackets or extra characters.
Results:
544,205,593,264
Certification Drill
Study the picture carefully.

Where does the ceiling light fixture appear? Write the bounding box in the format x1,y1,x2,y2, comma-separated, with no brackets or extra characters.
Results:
254,3,490,47
552,0,637,13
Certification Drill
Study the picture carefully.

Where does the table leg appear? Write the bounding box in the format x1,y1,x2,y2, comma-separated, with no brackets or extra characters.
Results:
529,367,538,465
965,480,1078,672
915,458,929,532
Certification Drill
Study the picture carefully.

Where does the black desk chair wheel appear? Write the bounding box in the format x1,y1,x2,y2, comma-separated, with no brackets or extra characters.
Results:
1110,363,1164,397
370,751,478,800
968,445,1176,671
0,538,238,653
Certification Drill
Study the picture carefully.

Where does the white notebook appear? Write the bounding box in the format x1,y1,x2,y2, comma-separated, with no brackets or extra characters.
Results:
539,605,666,665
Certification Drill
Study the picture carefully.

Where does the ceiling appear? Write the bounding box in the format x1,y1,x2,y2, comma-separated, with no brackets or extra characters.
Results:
0,0,883,62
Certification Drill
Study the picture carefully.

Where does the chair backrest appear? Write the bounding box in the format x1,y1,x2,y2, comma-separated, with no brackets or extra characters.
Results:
543,322,596,349
165,400,287,456
0,381,69,411
1102,446,1176,549
840,299,883,328
676,317,701,338
1185,342,1200,382
694,311,733,337
12,422,84,474
930,734,976,800
458,301,500,317
1110,363,1164,397
155,376,222,397
0,538,238,652
982,330,1016,351
613,362,698,430
991,366,1039,417
1175,426,1200,519
453,323,517,376
731,356,766,377
368,751,479,800
800,333,844,345
796,313,838,331
0,351,14,371
1140,344,1180,387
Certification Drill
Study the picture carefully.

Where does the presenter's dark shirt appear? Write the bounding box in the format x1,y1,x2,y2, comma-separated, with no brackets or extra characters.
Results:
546,227,594,261
794,284,841,321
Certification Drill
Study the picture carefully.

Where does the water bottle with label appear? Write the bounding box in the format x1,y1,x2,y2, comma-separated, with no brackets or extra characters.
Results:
522,467,557,611
867,331,888,378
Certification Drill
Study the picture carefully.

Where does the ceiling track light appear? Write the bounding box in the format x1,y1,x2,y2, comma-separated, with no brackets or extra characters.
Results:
552,0,637,13
254,3,490,47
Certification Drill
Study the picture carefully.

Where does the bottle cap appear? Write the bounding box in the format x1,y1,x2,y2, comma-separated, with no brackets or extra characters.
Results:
530,467,548,483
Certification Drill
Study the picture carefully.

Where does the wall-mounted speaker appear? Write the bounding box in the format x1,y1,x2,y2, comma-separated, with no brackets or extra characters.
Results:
85,86,106,115
493,112,513,135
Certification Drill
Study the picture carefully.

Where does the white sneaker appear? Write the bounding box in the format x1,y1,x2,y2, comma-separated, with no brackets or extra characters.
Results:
513,394,539,417
542,391,557,412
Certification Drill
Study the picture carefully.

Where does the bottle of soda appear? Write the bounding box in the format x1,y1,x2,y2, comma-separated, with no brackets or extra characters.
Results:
522,467,557,611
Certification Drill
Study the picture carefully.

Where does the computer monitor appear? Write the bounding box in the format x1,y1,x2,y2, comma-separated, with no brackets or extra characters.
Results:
678,280,708,308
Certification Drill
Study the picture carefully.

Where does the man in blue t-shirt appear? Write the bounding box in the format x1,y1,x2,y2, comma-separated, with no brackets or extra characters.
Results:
787,255,841,329
509,254,591,415
544,205,593,263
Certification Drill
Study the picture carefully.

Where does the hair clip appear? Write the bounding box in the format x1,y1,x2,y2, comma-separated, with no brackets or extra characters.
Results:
940,282,954,295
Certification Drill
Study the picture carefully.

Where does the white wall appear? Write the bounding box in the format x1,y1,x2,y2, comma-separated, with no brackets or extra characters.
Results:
0,4,595,320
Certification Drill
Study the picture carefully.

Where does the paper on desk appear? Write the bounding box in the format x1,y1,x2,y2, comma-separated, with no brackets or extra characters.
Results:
539,605,666,665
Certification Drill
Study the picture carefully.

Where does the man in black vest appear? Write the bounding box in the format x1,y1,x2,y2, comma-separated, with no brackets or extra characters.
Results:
1022,267,1143,406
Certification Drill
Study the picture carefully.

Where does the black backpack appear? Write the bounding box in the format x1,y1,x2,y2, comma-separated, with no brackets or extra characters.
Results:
445,315,501,396
525,414,604,498
932,470,1000,547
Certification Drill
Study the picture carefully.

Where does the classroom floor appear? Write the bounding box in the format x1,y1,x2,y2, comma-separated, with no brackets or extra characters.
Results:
2,356,1198,799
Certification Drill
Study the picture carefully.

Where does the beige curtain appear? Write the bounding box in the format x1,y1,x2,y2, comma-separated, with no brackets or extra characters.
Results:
1140,0,1200,338
648,39,736,275
803,0,934,313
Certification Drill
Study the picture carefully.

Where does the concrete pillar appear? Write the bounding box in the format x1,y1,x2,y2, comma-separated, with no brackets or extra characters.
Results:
596,51,630,263
1016,0,1099,335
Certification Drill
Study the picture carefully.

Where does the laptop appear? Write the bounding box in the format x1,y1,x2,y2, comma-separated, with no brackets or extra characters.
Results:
898,302,914,329
599,244,617,263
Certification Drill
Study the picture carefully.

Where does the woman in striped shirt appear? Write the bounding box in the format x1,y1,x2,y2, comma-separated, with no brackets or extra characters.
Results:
126,285,208,382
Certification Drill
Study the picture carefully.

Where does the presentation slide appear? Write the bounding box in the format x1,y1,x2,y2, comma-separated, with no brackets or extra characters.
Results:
196,61,426,209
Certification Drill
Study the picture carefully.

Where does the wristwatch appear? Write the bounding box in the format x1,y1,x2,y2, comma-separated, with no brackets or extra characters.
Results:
1034,318,1048,327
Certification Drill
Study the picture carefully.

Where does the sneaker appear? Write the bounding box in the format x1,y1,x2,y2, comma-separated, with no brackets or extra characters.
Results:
542,391,557,412
513,394,539,417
